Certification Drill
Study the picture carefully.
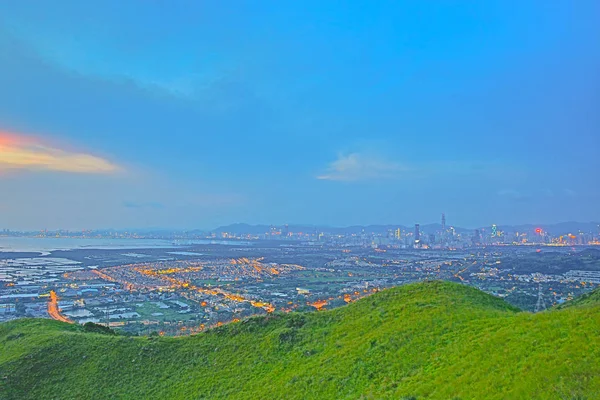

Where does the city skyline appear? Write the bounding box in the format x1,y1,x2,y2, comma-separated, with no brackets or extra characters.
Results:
1,217,599,234
1,1,599,230
2,217,599,242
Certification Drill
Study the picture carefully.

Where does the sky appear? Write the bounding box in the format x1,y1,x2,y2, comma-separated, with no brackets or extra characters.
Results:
0,0,598,230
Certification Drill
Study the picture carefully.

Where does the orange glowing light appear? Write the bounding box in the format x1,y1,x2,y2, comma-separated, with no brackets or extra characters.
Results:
309,299,328,311
47,290,73,324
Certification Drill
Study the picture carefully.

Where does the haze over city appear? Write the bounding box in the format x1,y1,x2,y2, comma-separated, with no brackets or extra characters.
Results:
0,1,598,230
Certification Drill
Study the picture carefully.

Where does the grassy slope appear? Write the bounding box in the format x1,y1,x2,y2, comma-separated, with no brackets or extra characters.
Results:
1,281,599,400
556,287,600,309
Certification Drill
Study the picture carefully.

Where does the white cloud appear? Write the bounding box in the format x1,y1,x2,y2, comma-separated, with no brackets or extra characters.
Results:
317,153,408,182
498,188,579,201
497,189,530,201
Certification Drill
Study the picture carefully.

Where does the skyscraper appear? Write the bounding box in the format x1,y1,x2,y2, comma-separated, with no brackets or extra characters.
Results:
429,234,436,245
441,213,447,244
414,224,421,248
473,229,481,245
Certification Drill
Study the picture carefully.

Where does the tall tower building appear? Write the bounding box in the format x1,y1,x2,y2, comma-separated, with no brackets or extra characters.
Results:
414,224,421,248
394,228,402,240
473,229,481,245
441,213,447,245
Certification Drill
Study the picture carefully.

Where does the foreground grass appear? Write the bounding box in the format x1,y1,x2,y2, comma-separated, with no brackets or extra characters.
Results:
1,281,599,399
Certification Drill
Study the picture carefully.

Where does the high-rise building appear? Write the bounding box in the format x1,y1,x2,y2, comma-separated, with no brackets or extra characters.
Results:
429,234,436,245
440,213,447,244
414,224,421,248
394,228,402,240
473,229,481,245
491,224,498,237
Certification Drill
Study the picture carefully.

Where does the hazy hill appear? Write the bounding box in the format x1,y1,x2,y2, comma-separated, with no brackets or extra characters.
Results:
1,281,599,399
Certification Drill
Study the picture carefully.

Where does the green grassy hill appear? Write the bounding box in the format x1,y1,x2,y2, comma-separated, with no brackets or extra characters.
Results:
556,286,600,310
1,281,599,399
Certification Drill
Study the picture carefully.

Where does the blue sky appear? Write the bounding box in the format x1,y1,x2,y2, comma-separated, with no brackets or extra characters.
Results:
0,1,598,230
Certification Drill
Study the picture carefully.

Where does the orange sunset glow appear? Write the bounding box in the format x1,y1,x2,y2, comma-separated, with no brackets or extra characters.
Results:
0,131,119,174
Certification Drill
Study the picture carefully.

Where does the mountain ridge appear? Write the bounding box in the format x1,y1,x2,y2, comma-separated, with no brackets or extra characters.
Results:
1,281,599,399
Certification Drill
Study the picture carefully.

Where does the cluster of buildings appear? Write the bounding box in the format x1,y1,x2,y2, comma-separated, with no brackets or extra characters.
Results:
2,217,599,249
2,226,599,333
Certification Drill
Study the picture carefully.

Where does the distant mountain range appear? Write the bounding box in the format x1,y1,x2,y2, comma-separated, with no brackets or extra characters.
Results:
212,221,600,236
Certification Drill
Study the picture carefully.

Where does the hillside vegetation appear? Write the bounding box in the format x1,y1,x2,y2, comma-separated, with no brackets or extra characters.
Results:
1,281,599,399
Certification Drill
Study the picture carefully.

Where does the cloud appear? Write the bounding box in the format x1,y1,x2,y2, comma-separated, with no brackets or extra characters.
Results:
498,188,579,201
497,189,531,201
0,131,119,174
317,153,408,182
123,201,164,210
